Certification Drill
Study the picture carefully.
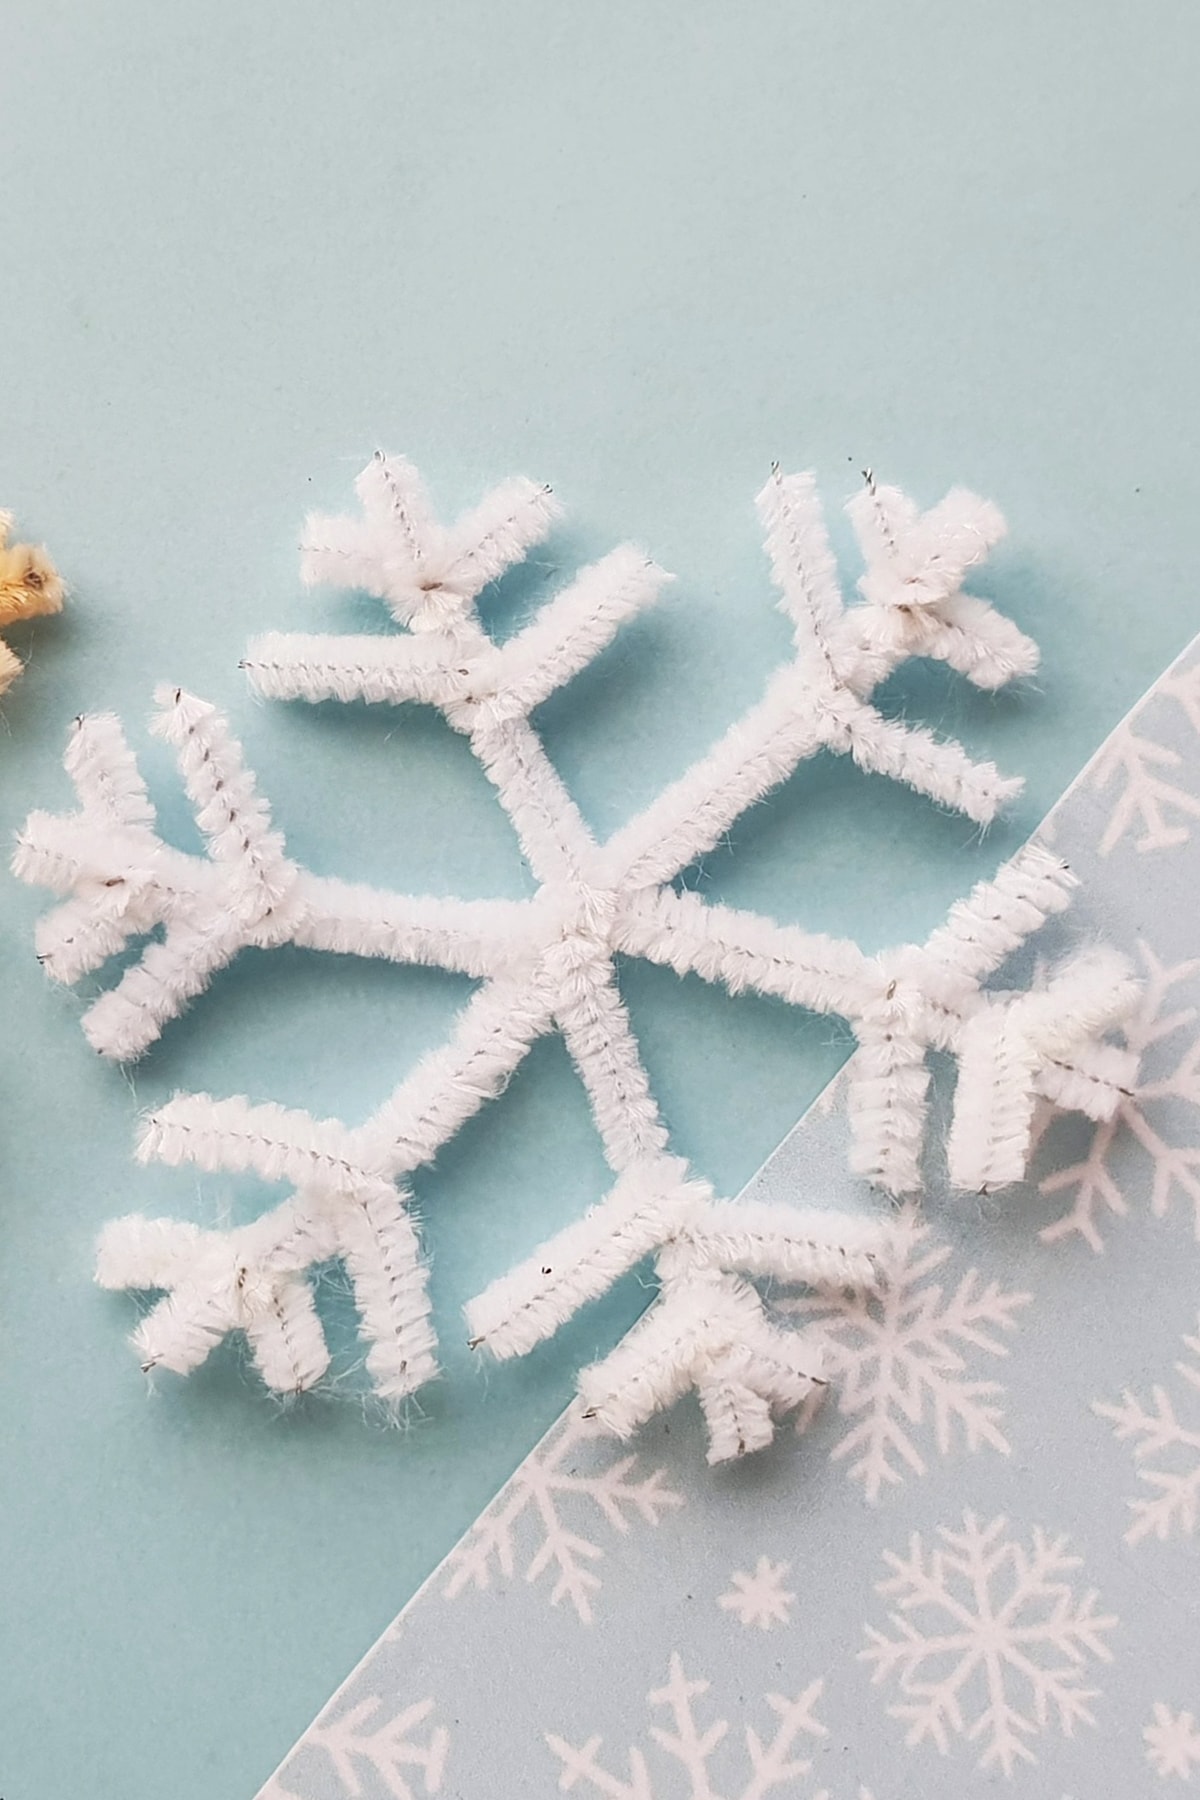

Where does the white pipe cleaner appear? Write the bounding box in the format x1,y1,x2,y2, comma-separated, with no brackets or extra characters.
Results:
14,456,1140,1462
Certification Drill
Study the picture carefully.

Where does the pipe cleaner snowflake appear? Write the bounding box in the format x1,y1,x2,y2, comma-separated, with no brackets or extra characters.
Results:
14,455,1140,1463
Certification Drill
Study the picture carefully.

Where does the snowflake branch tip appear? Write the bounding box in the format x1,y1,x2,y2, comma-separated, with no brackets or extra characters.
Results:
830,842,1137,1198
946,944,1141,1193
839,481,1037,694
577,1269,830,1465
244,543,671,720
300,451,561,629
97,1173,439,1400
464,1157,711,1362
469,1159,891,1461
14,691,533,1059
96,1198,339,1392
921,840,1076,983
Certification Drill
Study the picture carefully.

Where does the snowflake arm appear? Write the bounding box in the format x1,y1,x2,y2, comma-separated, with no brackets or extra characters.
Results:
620,842,1138,1195
614,886,874,1013
550,953,672,1168
288,874,531,971
96,973,555,1399
467,1165,890,1360
466,1158,892,1464
15,695,540,1056
357,971,559,1173
301,454,558,623
241,629,479,708
465,1159,709,1359
597,471,1030,895
96,1195,339,1392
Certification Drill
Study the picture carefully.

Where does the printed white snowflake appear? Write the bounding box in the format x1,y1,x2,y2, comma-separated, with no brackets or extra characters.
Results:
1091,660,1200,856
15,454,1138,1462
545,1651,832,1799
440,1407,682,1623
861,1511,1116,1776
1040,943,1200,1250
786,1204,1030,1501
1093,728,1200,855
718,1556,796,1630
1146,1702,1200,1780
1094,1313,1200,1545
260,1693,448,1800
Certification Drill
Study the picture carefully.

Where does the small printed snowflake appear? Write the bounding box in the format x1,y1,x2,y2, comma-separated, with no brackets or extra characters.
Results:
1146,1702,1200,1781
786,1204,1029,1501
861,1511,1116,1776
1091,664,1200,856
1040,943,1200,1250
545,1651,832,1799
718,1557,796,1630
440,1407,682,1624
1094,1313,1200,1545
260,1693,448,1800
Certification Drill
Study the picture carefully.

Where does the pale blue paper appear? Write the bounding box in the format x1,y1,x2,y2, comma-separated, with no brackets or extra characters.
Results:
0,4,1198,1796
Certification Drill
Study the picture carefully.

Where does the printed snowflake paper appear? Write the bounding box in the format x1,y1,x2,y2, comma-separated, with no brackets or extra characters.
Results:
257,635,1200,1798
15,455,1138,1465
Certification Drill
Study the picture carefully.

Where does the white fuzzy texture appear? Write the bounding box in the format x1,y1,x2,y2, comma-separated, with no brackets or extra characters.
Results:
16,456,1137,1461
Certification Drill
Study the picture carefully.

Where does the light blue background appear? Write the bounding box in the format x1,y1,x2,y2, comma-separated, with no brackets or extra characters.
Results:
0,4,1196,1796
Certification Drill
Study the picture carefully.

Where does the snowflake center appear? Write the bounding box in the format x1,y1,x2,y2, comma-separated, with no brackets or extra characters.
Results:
537,879,622,963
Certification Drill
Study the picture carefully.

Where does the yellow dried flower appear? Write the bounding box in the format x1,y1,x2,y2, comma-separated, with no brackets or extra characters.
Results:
0,511,65,694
